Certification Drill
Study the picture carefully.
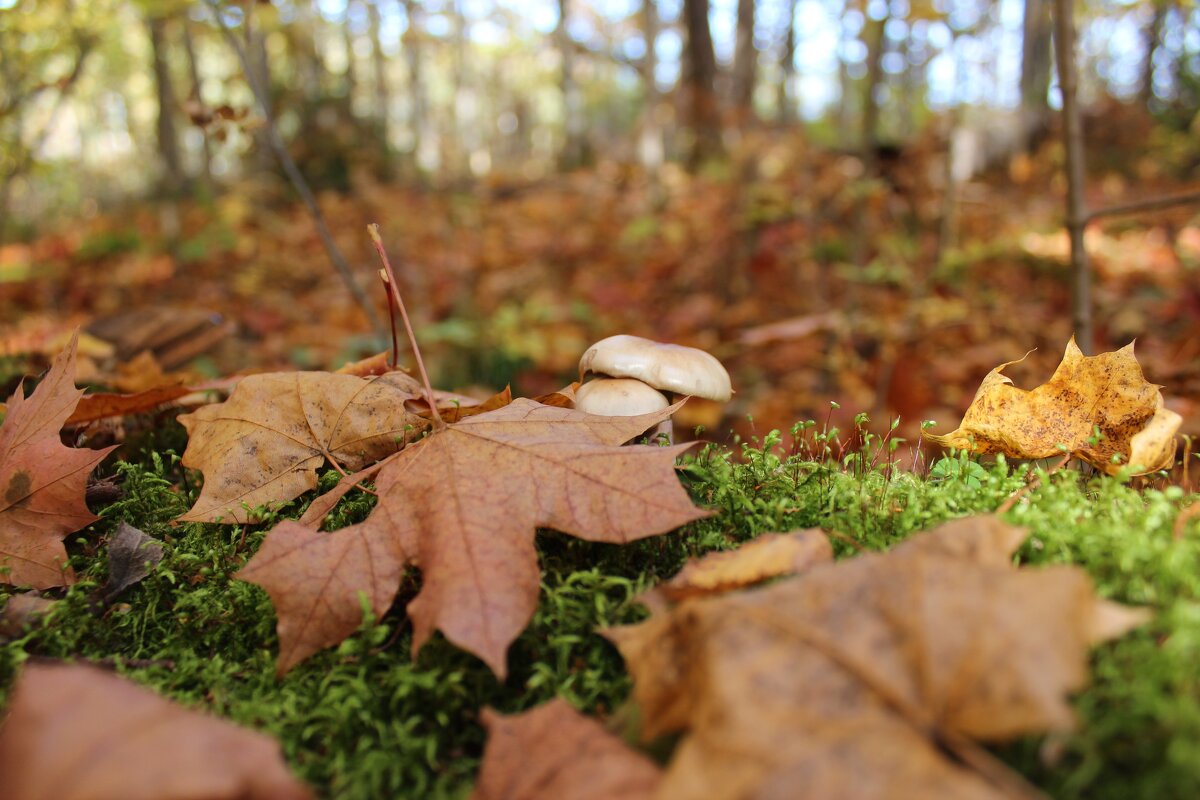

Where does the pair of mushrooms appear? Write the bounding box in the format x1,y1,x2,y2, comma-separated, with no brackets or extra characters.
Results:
574,335,732,441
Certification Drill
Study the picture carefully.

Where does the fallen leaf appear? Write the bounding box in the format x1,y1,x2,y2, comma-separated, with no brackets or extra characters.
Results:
405,386,514,422
0,594,57,638
240,399,711,676
334,350,395,377
472,699,661,800
66,385,192,426
606,516,1149,800
178,371,427,523
112,350,186,393
651,529,832,602
98,522,164,603
0,334,116,588
531,382,579,408
924,339,1181,475
0,662,311,800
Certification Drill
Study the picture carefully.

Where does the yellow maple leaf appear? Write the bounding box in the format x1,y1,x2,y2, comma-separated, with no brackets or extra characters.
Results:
924,338,1180,475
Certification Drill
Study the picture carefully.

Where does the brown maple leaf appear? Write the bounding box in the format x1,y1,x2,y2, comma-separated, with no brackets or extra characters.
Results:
240,399,712,676
606,516,1150,800
650,528,832,604
178,371,428,523
0,662,311,800
0,334,115,588
924,339,1181,475
472,699,662,800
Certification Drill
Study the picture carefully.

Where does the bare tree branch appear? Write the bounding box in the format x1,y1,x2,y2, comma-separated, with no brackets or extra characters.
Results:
1085,189,1200,225
203,0,385,338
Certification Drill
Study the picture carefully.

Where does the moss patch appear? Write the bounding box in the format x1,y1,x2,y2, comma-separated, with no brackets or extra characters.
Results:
2,428,1199,799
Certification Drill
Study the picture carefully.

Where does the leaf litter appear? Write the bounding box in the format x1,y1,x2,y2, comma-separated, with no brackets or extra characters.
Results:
588,515,1150,800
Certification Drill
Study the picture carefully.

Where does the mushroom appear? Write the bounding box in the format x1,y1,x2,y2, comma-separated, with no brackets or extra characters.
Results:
574,378,671,417
576,335,732,442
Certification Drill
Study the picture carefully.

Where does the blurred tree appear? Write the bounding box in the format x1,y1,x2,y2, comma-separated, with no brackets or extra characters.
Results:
180,17,214,189
367,0,391,172
636,0,665,170
1139,0,1170,106
732,0,758,122
683,0,723,166
401,0,425,177
557,0,587,168
1020,0,1053,152
775,0,798,124
145,12,185,193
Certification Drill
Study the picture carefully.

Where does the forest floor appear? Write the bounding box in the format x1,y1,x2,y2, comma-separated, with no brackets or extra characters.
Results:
2,109,1200,798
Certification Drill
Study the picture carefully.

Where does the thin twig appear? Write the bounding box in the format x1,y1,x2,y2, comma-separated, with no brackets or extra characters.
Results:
203,0,384,337
379,269,401,369
368,224,444,428
1085,190,1200,225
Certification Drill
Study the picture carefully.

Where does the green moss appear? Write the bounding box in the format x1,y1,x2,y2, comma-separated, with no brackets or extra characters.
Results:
2,427,1199,799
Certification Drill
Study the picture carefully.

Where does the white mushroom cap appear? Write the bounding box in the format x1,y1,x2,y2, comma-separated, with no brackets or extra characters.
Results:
579,335,732,402
575,378,670,416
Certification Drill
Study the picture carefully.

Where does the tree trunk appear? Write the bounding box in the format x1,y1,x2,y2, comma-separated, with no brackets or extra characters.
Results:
682,0,722,167
776,0,797,124
181,19,214,190
146,15,185,194
731,0,757,122
343,2,359,96
556,0,586,168
1139,2,1166,106
1020,0,1053,152
245,7,275,177
853,10,889,268
401,0,425,177
1052,0,1092,353
368,0,391,171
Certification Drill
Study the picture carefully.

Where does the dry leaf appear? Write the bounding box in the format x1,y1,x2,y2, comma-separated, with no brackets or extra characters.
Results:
924,339,1181,475
472,700,662,800
66,385,192,426
0,594,57,638
405,386,514,422
178,371,427,522
606,516,1150,800
98,522,164,603
531,382,579,408
240,399,711,677
0,334,116,588
651,529,832,602
0,662,311,800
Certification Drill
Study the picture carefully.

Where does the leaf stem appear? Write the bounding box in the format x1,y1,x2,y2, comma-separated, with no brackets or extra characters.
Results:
368,224,445,429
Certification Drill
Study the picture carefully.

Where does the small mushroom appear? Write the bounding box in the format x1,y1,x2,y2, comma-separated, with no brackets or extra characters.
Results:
577,335,732,442
579,335,732,402
574,378,671,417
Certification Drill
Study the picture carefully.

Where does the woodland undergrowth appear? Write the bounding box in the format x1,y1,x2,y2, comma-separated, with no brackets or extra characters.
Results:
1,415,1199,799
